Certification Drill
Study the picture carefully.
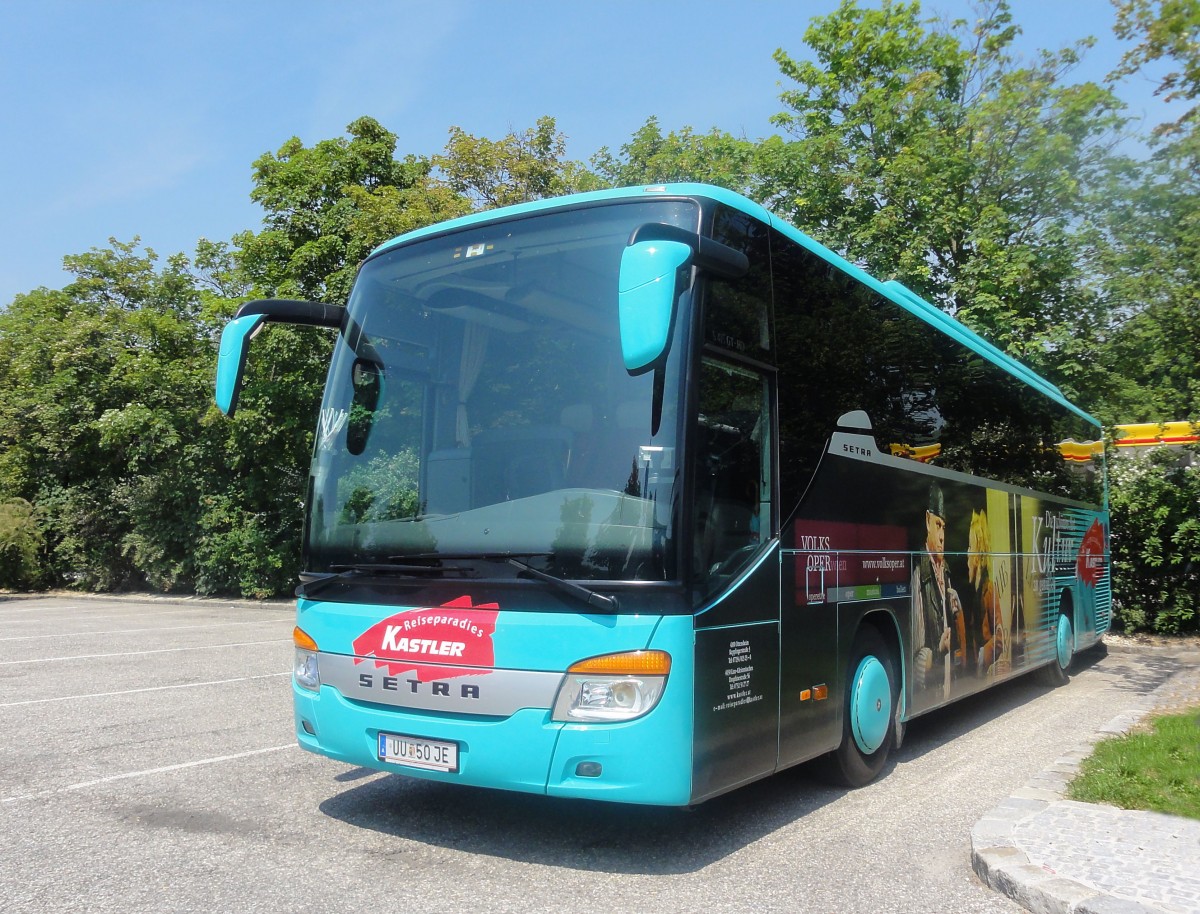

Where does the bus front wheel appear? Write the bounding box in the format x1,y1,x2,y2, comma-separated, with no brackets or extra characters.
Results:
821,626,896,788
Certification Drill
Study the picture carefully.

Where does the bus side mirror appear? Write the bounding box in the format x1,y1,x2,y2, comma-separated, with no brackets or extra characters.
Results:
214,298,346,416
345,359,383,455
618,239,692,375
215,313,267,416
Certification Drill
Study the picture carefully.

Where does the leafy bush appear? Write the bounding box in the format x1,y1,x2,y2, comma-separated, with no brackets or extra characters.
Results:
193,494,301,600
0,497,44,589
1108,445,1200,633
35,485,143,591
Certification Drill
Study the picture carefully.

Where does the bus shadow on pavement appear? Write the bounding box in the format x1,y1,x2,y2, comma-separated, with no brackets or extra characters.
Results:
318,763,847,874
314,678,1027,876
891,640,1165,765
317,642,1174,875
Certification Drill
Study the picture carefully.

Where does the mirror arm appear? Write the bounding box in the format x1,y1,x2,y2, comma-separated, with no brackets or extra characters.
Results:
234,298,346,329
650,366,665,437
627,224,749,280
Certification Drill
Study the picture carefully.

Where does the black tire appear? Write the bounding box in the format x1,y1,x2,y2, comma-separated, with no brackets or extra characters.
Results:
892,705,907,752
819,626,897,788
1037,610,1074,687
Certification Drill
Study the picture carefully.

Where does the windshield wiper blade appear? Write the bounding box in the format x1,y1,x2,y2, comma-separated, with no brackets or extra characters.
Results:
507,558,619,613
393,552,552,562
295,561,473,599
297,555,618,612
394,553,614,611
331,562,472,576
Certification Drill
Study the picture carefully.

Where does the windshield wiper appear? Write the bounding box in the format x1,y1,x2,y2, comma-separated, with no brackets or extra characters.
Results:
507,558,619,613
295,560,474,599
331,562,476,575
398,554,619,613
297,554,619,613
394,552,552,562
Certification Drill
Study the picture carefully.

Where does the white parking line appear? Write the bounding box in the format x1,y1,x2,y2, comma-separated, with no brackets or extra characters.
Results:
0,638,290,665
0,597,289,611
2,744,296,804
0,672,291,708
0,604,108,616
0,602,289,617
0,619,292,642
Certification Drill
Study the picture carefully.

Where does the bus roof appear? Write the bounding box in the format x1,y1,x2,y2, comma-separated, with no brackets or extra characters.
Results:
368,183,1099,428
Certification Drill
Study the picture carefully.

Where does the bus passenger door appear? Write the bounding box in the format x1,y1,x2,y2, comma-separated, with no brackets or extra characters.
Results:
690,358,781,802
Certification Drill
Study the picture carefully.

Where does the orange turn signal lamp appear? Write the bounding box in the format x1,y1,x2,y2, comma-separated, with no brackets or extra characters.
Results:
568,650,671,676
293,627,318,652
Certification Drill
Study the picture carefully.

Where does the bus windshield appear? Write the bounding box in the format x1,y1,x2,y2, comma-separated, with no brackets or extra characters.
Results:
305,199,698,582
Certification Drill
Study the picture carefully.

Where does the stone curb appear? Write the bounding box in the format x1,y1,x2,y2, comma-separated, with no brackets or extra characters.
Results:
970,662,1196,914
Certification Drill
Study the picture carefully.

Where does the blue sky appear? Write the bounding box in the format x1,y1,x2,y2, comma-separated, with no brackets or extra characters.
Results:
0,0,1180,307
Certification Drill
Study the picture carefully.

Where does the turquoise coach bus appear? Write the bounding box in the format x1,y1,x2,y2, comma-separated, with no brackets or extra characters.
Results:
215,183,1110,805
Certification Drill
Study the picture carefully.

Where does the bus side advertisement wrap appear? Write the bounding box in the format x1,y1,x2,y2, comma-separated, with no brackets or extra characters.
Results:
786,431,1110,719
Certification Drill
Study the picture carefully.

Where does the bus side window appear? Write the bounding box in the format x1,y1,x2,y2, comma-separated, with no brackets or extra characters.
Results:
693,358,772,597
706,205,773,359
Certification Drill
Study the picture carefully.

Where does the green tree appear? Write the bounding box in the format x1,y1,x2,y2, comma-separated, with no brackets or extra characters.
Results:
766,0,1126,381
191,313,330,598
591,117,761,193
1089,146,1200,422
237,116,432,304
0,232,325,597
1113,0,1200,134
433,116,603,209
0,240,211,590
1095,0,1200,422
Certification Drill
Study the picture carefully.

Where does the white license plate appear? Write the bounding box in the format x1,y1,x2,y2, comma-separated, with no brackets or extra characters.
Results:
378,732,459,772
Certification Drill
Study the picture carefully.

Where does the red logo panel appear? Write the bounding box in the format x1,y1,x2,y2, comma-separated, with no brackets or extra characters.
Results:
794,519,908,603
352,596,499,681
1076,520,1106,587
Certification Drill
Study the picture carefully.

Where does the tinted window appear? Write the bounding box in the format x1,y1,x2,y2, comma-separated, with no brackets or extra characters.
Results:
692,358,772,598
772,231,1103,516
704,205,774,360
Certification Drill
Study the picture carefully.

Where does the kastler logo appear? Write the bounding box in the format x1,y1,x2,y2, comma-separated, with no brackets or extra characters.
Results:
352,596,500,681
1076,519,1106,587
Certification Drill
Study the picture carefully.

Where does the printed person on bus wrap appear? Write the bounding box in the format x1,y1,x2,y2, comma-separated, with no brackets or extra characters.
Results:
912,483,963,702
968,509,1007,677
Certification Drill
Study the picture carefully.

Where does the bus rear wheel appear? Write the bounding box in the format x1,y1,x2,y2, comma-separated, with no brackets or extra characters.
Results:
1037,610,1074,687
821,626,896,788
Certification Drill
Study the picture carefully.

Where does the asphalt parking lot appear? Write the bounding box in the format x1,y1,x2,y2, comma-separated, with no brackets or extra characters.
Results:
0,596,294,801
1,593,1183,914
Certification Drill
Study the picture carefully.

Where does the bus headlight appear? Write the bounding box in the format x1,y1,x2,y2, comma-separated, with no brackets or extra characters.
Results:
293,626,321,692
552,650,670,722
